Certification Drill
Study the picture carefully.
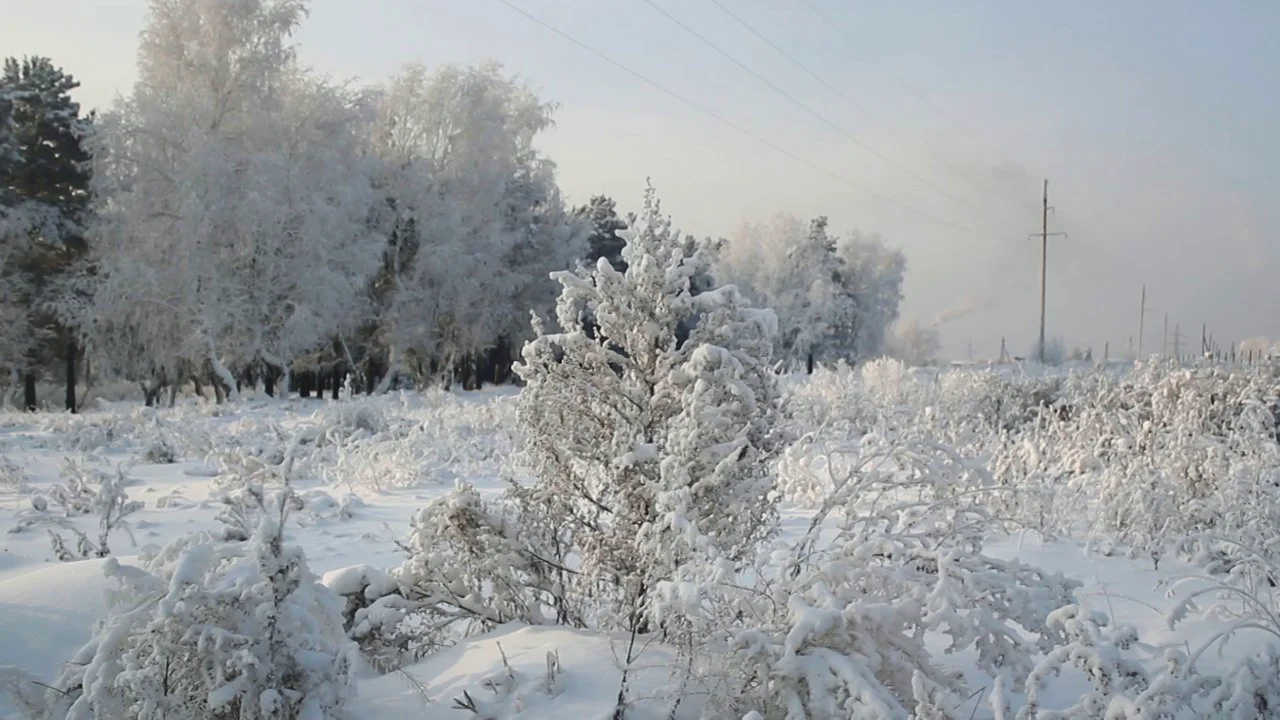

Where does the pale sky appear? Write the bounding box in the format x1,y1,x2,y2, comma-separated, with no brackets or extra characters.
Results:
5,0,1278,360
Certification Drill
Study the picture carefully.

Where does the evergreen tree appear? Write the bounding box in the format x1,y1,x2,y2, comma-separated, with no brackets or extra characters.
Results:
515,182,783,630
572,194,628,271
0,56,91,412
715,213,905,371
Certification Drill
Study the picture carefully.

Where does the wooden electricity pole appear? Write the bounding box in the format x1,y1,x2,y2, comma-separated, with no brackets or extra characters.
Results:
1031,179,1067,362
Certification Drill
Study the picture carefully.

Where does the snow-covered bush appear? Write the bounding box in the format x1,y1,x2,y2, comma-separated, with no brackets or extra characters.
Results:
696,433,1080,719
326,391,516,492
142,437,179,464
41,484,355,720
3,459,143,560
994,359,1280,558
400,481,572,627
0,454,28,496
784,360,872,440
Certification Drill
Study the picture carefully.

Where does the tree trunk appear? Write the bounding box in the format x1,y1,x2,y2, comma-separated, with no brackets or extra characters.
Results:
263,369,275,397
208,351,238,403
806,352,815,375
331,365,342,400
23,372,36,412
80,349,92,412
65,340,77,413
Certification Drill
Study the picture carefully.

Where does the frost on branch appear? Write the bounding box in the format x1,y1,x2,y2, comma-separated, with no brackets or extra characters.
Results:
6,459,143,561
43,484,355,720
1017,604,1224,719
707,435,1080,720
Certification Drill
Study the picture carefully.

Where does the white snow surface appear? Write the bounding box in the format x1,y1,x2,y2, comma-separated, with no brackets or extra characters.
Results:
0,377,1273,718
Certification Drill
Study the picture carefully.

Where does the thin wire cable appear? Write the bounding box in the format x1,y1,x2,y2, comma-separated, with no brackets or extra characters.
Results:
707,0,1021,226
798,0,1035,176
641,0,984,217
492,0,976,233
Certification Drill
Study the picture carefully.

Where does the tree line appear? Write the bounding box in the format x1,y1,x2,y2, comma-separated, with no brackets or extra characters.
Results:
0,0,912,412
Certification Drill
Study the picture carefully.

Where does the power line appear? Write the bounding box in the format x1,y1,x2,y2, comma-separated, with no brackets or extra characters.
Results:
798,0,1034,176
491,0,976,233
707,0,1019,226
640,0,986,218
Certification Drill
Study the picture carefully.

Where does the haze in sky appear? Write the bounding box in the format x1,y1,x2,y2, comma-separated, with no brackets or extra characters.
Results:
4,0,1277,360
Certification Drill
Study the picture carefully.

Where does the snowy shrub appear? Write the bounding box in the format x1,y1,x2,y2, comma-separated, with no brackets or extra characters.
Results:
47,458,103,516
141,437,179,464
1018,604,1149,718
1016,604,1223,719
4,459,143,560
695,433,1080,720
42,484,355,720
859,356,916,406
328,392,516,492
322,564,441,673
1016,359,1280,558
0,454,28,496
320,399,388,444
327,481,572,672
398,481,573,627
933,369,1063,437
784,360,872,440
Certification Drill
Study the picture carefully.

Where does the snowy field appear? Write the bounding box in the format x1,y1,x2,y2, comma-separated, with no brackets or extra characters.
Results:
0,358,1278,719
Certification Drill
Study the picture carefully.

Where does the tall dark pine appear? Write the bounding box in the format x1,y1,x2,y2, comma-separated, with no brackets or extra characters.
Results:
573,195,628,271
0,57,92,412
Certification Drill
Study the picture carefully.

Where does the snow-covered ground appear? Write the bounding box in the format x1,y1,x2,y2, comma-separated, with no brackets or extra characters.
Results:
0,363,1277,718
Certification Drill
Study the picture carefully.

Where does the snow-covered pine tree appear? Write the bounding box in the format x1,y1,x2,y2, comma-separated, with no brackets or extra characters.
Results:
42,484,355,720
573,194,629,271
714,213,903,371
0,56,91,411
514,181,784,631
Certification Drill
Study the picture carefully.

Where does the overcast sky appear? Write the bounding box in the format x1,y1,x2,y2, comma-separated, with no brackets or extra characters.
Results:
5,0,1278,359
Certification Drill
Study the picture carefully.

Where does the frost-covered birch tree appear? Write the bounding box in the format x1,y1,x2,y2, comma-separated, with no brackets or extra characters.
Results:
79,0,382,401
363,62,584,389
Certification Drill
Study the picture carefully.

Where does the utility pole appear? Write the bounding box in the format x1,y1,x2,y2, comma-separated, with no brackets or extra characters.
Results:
1138,285,1147,358
1030,180,1067,362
